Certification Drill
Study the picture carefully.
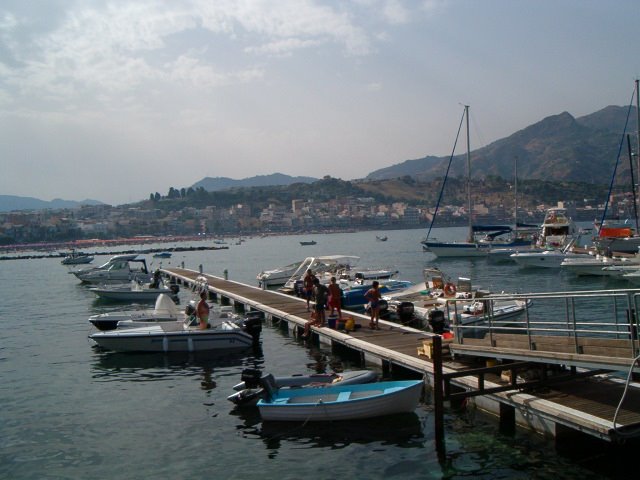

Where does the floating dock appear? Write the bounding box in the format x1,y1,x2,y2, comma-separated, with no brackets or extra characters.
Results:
163,267,640,445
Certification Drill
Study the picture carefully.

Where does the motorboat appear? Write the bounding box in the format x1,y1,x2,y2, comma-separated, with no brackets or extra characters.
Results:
381,267,529,330
227,368,379,407
89,280,179,302
278,255,361,294
536,207,579,248
511,248,584,269
72,254,151,284
299,240,317,246
256,378,423,422
342,279,414,312
89,308,263,352
89,293,184,331
511,234,585,269
376,235,388,242
61,249,94,265
153,252,172,258
560,253,640,276
257,260,303,288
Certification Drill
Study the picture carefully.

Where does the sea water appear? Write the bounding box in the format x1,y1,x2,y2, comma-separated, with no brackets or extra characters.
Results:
0,227,632,479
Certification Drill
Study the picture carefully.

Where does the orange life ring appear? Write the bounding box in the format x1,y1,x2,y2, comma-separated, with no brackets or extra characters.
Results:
443,283,457,297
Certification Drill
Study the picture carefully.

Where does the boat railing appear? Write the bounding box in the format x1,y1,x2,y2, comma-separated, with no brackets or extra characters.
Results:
445,288,640,365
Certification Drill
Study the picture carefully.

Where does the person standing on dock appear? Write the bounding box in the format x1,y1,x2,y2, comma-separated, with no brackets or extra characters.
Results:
364,281,382,330
196,290,210,329
327,276,343,320
312,277,328,327
303,269,316,311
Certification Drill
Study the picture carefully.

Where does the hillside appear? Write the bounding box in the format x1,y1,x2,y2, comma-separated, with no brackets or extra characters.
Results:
0,195,104,213
192,173,317,191
366,105,638,185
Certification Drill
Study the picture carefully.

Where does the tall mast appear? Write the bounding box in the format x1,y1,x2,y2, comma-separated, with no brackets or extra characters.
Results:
465,105,472,242
636,78,640,228
514,156,518,236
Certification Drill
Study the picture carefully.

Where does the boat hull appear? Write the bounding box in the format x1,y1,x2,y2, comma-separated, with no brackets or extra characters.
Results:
89,323,254,352
257,380,423,422
90,288,178,302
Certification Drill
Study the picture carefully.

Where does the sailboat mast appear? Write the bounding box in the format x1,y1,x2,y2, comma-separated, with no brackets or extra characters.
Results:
636,78,640,228
465,105,472,242
514,156,518,237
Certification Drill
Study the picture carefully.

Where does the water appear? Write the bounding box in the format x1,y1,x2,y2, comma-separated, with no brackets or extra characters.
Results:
0,228,633,479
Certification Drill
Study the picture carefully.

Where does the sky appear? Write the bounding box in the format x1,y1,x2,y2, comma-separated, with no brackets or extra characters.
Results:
1,0,639,206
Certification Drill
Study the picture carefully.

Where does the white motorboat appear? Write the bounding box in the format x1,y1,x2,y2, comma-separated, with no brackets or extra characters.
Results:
278,255,360,293
227,368,379,407
511,248,584,269
61,249,94,265
382,267,529,330
256,378,423,422
89,270,179,302
72,254,151,284
88,308,263,352
560,253,640,276
89,293,184,331
536,207,579,248
257,260,303,288
89,282,179,302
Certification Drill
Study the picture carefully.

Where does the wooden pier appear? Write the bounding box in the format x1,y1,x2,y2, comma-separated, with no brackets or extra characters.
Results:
163,267,640,445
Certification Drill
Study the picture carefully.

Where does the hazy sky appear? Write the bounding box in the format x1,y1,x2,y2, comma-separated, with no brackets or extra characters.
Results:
1,0,638,205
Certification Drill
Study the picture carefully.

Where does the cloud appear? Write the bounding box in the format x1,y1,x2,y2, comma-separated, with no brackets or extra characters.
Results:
0,0,377,113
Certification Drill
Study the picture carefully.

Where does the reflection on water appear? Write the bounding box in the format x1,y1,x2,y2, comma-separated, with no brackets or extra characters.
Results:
90,347,264,384
231,409,424,457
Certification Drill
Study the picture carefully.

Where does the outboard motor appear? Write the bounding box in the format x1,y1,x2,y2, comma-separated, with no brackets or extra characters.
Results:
428,309,446,334
240,368,263,389
169,283,180,294
243,311,264,344
397,301,415,324
184,304,196,316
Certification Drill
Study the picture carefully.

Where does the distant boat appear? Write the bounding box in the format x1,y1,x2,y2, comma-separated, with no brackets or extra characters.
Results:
299,240,316,246
61,249,94,265
153,252,172,258
376,236,388,242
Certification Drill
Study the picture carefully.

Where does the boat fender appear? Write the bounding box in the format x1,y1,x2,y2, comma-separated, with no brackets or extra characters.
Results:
443,283,457,297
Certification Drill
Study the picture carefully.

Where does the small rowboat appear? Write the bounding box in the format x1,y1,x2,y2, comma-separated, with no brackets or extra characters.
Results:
227,369,378,407
257,378,423,422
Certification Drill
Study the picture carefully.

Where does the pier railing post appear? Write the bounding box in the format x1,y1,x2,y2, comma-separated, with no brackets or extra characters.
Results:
433,334,445,453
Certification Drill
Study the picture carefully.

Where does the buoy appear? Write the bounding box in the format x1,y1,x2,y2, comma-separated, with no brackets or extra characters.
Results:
443,283,457,297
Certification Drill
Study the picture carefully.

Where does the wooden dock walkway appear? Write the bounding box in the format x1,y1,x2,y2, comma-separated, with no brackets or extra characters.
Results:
163,267,640,444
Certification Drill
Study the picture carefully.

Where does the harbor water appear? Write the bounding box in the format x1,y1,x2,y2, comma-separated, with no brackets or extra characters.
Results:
0,227,634,479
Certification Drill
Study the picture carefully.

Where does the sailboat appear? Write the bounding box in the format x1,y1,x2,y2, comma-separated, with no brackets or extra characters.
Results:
594,79,640,254
421,105,532,257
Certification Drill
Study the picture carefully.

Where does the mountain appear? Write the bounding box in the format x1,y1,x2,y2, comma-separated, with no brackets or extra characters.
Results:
0,195,104,213
366,105,638,184
192,173,318,191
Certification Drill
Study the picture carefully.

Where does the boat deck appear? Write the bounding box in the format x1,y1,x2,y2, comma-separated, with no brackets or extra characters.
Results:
162,267,640,442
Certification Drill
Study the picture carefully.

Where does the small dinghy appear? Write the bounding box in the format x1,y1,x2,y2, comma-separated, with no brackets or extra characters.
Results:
227,368,378,407
256,377,423,422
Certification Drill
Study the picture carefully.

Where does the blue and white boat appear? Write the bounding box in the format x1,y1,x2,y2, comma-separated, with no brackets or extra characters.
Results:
228,368,378,407
256,378,423,422
341,279,413,312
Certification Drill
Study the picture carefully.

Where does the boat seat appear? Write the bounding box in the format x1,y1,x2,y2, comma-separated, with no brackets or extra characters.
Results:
336,391,351,402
